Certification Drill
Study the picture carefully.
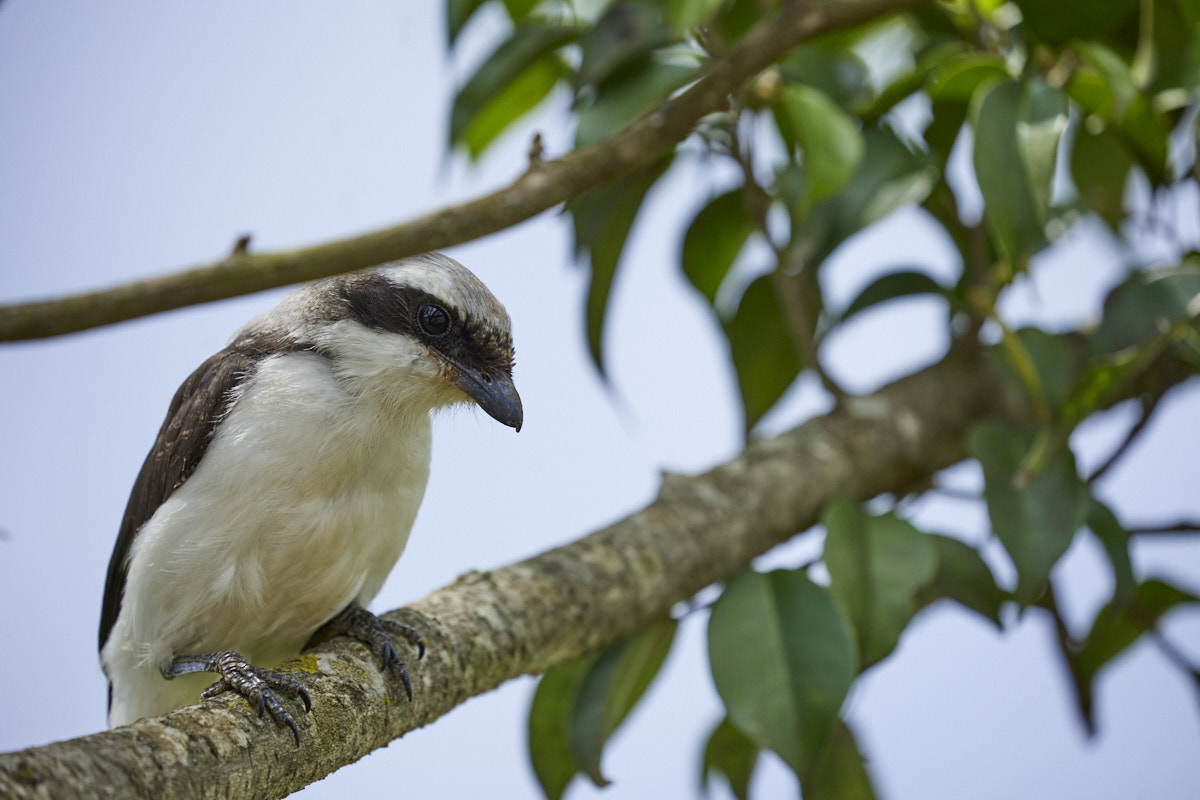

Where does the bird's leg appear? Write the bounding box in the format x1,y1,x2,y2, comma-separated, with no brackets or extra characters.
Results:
309,603,425,701
164,650,311,746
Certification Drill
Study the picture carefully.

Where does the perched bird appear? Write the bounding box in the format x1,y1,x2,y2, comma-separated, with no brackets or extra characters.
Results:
99,253,522,743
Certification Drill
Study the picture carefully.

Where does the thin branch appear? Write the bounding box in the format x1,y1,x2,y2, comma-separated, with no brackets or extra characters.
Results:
0,0,931,342
1086,390,1165,484
2,329,1193,800
1150,629,1200,676
1128,520,1200,536
1147,628,1200,695
1149,629,1200,719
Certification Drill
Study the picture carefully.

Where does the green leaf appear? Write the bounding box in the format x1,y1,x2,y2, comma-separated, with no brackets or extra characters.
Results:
666,0,726,35
723,276,803,432
1075,42,1139,117
1005,327,1078,413
1086,499,1136,611
451,24,577,156
529,654,597,800
701,717,761,800
707,569,857,779
1066,67,1172,184
447,0,488,45
790,129,937,269
1077,579,1199,684
922,534,1008,627
1105,94,1169,183
927,53,1009,104
576,1,673,91
1060,578,1199,734
1147,0,1200,92
569,156,673,374
1070,122,1134,230
568,619,677,787
861,42,964,126
840,270,946,323
971,77,1068,266
970,420,1090,605
1058,348,1141,433
529,621,677,798
501,0,539,22
715,0,778,42
681,190,756,305
802,721,876,800
774,85,865,215
921,52,1008,159
823,500,939,667
1065,262,1200,414
924,97,971,163
1088,265,1200,358
1013,0,1139,45
778,137,936,286
1075,39,1176,181
777,45,871,110
460,56,565,158
576,58,696,147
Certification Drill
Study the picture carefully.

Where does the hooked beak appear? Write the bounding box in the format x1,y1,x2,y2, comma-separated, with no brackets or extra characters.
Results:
453,364,523,431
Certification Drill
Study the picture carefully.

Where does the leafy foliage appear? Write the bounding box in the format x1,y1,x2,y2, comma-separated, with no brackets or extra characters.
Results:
701,717,760,800
822,499,938,667
707,569,857,781
970,77,1067,266
445,0,1200,796
529,620,677,798
971,420,1090,604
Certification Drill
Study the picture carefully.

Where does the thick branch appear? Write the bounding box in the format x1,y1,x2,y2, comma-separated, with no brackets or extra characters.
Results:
0,0,929,341
2,342,1192,799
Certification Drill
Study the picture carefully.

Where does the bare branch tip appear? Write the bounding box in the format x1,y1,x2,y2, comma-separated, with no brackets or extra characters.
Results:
527,133,546,171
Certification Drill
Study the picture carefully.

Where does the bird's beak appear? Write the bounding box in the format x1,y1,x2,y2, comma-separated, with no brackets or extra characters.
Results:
453,364,523,431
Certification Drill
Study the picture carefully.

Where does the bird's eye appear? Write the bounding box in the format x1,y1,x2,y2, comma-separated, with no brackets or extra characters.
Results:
418,304,450,336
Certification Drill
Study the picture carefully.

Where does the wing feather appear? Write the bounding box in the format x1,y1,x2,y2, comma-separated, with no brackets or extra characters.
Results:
97,347,259,653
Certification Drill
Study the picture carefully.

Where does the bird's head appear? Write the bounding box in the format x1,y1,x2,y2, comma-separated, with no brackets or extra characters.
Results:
253,253,522,430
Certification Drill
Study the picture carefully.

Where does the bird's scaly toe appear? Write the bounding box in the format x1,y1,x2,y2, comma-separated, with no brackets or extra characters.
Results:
316,604,423,701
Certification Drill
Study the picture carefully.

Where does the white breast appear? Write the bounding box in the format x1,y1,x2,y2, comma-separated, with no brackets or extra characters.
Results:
103,350,431,724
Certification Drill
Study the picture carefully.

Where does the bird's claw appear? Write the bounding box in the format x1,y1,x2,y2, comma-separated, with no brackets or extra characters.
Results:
316,604,424,701
193,650,310,746
380,617,426,660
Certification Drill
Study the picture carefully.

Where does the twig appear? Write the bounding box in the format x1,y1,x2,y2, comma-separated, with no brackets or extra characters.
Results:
1149,629,1200,721
1087,391,1164,484
1149,630,1200,687
1127,520,1200,536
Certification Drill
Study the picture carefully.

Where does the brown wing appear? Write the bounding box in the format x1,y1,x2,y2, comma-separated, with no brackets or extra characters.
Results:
98,347,259,653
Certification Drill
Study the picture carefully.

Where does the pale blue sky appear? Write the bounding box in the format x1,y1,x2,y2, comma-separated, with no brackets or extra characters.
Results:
1,2,1198,798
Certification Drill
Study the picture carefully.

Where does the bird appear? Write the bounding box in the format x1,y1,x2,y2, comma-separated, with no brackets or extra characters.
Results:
98,252,522,744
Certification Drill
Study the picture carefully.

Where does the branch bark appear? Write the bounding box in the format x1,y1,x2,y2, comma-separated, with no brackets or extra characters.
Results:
2,342,1193,799
0,0,929,341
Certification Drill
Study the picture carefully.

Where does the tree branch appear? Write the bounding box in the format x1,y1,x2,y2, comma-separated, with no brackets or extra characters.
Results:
0,0,930,342
2,337,1193,799
1086,389,1165,484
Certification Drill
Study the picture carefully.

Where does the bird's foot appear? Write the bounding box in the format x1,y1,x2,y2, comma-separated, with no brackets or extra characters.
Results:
166,650,311,746
313,603,425,701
